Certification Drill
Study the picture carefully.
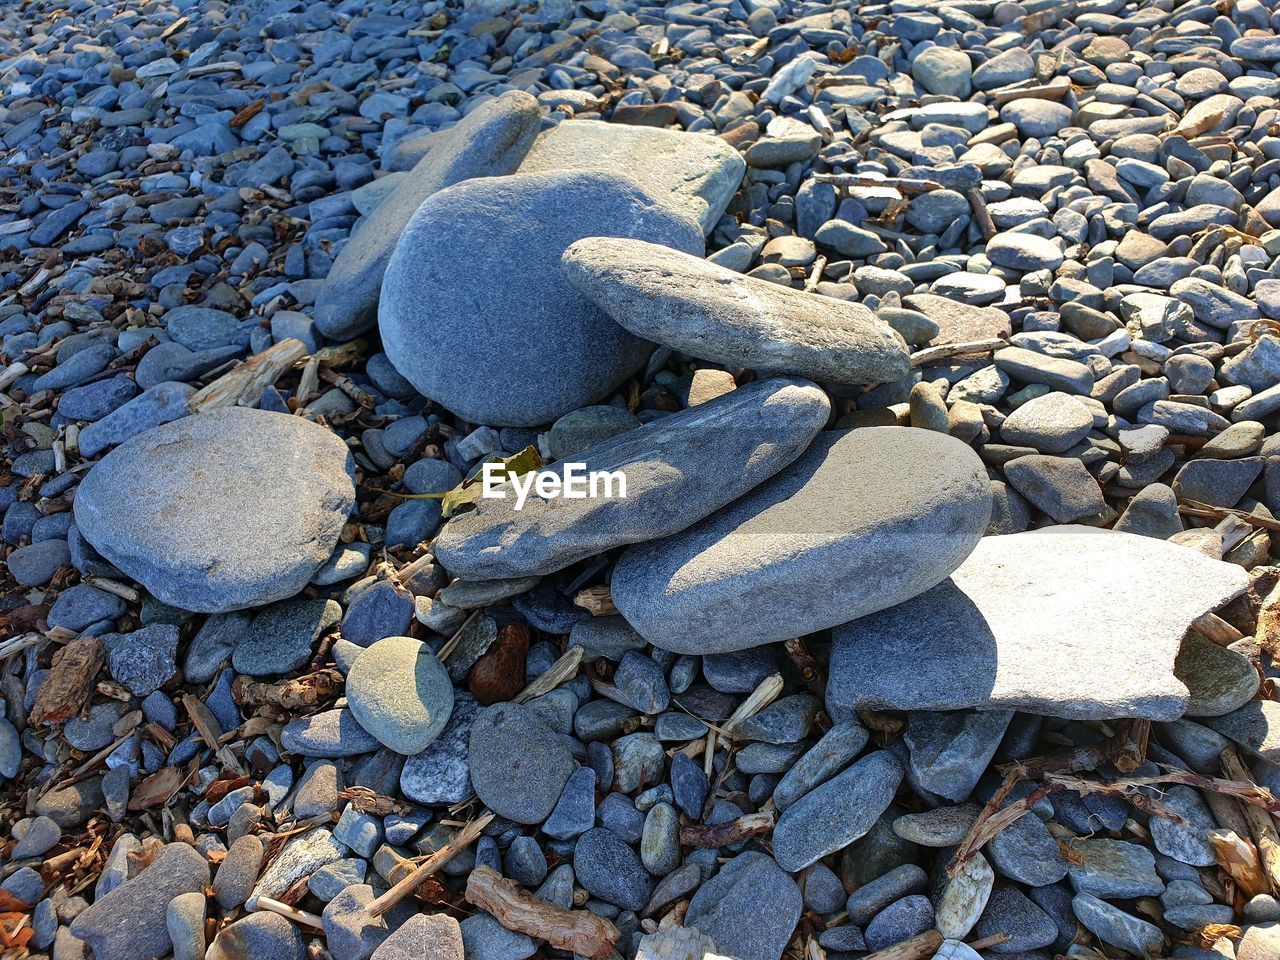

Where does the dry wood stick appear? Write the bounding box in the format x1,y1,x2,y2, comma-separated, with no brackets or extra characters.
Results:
256,896,324,930
188,338,307,412
514,646,584,704
466,865,620,958
860,930,943,960
367,811,494,917
1210,827,1268,898
910,338,1007,368
680,811,774,848
1193,611,1245,646
182,693,244,775
1221,748,1280,896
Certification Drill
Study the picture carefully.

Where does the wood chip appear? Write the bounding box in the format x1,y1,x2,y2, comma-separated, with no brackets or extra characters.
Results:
29,635,104,726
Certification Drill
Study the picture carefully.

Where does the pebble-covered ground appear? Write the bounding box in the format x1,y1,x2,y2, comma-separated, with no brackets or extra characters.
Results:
8,0,1280,959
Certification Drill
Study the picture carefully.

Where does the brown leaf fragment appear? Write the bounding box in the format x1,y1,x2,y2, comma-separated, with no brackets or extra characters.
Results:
29,636,104,725
229,99,264,127
127,766,185,811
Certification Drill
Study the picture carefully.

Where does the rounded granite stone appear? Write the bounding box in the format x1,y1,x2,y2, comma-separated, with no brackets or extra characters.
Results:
378,170,704,427
74,407,356,613
346,636,455,755
611,426,992,653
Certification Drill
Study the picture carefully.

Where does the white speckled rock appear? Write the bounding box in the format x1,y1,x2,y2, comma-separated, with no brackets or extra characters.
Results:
829,528,1250,719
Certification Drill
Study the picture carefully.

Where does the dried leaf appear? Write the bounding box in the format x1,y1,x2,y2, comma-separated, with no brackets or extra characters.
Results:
127,767,185,811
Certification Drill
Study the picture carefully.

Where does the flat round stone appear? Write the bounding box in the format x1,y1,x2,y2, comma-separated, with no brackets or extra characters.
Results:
346,636,455,755
74,408,356,613
611,427,992,653
468,702,574,825
1000,392,1094,453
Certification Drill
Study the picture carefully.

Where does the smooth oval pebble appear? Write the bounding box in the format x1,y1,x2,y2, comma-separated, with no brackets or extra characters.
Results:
346,636,455,755
468,702,574,825
74,408,356,613
611,427,992,653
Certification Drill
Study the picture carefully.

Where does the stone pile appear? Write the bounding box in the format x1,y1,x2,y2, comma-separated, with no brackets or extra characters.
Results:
5,1,1280,960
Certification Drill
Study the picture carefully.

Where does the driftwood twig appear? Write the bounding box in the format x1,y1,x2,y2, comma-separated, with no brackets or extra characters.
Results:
465,865,620,959
680,812,774,848
367,811,494,917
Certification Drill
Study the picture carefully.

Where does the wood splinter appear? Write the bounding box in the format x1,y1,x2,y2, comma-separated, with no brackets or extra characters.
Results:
680,812,774,848
466,865,621,959
367,811,494,917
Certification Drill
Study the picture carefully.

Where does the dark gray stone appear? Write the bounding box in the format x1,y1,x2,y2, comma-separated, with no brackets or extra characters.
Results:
433,378,830,579
468,702,573,824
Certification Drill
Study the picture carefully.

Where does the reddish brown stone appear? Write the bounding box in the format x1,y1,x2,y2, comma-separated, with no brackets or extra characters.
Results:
469,623,530,705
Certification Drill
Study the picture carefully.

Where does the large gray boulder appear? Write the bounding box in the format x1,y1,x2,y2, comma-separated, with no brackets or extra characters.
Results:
828,527,1250,720
378,170,704,426
74,408,356,613
315,91,541,340
518,119,745,233
611,427,992,653
562,237,910,385
432,377,831,580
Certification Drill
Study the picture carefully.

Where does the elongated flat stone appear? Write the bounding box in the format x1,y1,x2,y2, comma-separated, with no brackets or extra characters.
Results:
433,377,830,580
315,91,541,340
829,528,1249,720
772,750,904,871
518,119,744,234
612,427,991,653
562,238,909,386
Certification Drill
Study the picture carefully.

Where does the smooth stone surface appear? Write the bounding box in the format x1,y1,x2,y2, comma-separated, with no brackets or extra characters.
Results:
75,408,356,613
1175,631,1260,717
518,118,744,234
346,636,455,755
772,750,905,871
612,427,991,653
379,170,704,426
562,237,909,385
315,91,541,339
69,843,209,960
685,852,803,960
829,528,1249,719
468,702,574,824
433,377,830,579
